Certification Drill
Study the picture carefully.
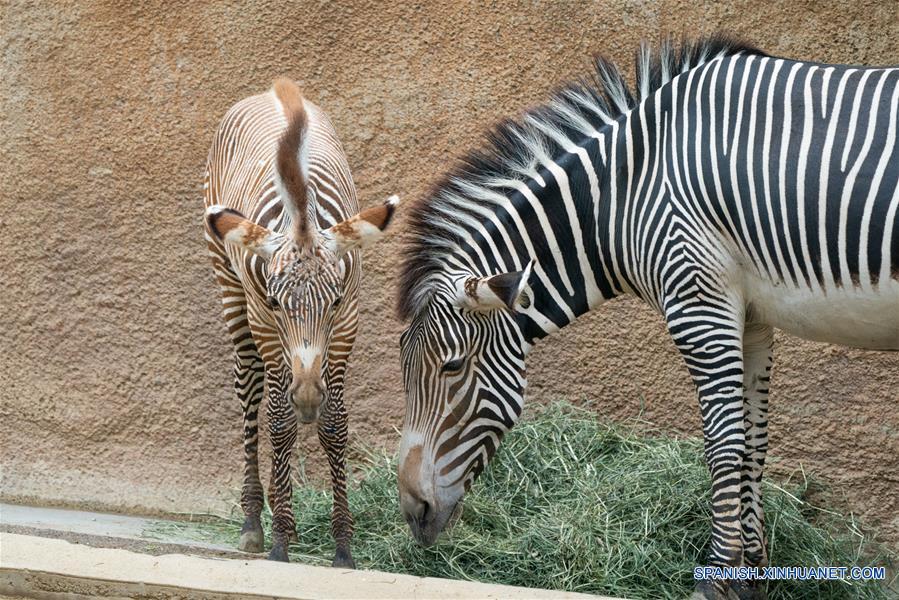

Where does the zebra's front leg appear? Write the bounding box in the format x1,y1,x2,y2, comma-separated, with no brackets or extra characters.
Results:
318,391,355,568
667,302,746,600
214,264,267,554
266,377,298,562
236,353,266,553
729,324,773,600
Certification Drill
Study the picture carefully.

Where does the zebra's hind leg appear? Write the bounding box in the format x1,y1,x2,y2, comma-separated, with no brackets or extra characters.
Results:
265,370,298,562
319,391,355,568
729,324,773,600
667,297,746,600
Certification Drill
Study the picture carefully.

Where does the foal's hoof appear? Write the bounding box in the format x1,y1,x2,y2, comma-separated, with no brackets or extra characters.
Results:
729,580,767,600
268,543,289,562
238,519,265,553
238,530,265,553
332,548,356,569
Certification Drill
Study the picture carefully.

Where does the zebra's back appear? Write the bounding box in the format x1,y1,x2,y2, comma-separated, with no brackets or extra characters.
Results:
204,91,358,234
661,55,899,348
204,89,361,292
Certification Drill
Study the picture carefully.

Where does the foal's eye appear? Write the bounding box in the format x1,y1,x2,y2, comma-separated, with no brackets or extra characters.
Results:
332,296,342,308
441,357,465,373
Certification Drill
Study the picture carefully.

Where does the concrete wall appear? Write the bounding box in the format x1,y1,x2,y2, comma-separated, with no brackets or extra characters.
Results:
2,1,897,547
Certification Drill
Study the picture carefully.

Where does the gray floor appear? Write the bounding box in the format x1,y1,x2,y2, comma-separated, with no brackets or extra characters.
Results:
0,502,235,554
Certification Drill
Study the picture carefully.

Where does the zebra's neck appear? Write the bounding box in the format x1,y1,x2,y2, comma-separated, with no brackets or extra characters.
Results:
509,122,656,347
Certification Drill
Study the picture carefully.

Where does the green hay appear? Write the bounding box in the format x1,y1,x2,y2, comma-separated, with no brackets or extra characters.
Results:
154,403,895,599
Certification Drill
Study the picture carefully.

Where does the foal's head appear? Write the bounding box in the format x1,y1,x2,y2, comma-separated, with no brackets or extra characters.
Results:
208,197,397,422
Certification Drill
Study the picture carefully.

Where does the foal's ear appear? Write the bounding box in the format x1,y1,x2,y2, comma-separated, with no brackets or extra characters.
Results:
457,260,535,312
322,195,399,258
206,205,285,261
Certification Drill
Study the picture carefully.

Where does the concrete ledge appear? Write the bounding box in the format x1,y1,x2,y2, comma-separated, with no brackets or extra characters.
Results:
0,532,610,599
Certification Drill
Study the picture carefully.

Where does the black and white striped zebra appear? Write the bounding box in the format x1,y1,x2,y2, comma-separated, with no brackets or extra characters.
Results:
204,78,397,566
396,35,898,600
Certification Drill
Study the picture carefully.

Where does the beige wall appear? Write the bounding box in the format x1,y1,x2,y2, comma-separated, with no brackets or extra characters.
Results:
2,1,897,547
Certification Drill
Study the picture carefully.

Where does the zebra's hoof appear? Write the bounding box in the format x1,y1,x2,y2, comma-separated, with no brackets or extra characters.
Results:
238,518,264,553
729,580,767,600
238,530,264,553
690,579,733,600
687,591,735,600
268,543,289,562
332,548,355,569
332,556,356,569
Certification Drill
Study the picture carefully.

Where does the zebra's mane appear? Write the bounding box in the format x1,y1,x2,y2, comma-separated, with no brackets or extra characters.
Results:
397,33,763,321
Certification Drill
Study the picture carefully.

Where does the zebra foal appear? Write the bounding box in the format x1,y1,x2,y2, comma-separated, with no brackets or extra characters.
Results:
204,77,398,565
395,35,897,599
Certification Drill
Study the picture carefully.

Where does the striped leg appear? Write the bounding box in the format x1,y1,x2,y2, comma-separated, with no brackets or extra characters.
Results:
211,259,266,553
667,296,745,600
236,350,266,552
730,324,773,600
320,316,357,568
319,389,354,567
265,366,298,562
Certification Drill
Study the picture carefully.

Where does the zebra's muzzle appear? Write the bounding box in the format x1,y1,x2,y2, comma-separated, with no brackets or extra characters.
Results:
398,443,463,545
290,378,325,424
401,494,459,547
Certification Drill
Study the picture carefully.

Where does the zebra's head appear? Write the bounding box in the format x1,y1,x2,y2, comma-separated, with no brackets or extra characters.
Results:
206,196,398,423
397,260,534,545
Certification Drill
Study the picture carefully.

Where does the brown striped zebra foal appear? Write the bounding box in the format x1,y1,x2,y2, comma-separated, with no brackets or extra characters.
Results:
203,77,398,565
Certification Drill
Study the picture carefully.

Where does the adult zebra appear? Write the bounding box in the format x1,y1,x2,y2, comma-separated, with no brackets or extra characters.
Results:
204,78,397,565
396,35,898,600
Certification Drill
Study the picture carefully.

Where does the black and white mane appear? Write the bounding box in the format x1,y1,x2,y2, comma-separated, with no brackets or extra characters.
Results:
397,33,764,320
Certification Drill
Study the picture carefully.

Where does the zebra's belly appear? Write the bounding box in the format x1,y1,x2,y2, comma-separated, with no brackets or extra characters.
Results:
742,274,899,350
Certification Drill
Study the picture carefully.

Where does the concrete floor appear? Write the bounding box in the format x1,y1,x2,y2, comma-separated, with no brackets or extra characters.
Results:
0,504,613,599
0,502,234,554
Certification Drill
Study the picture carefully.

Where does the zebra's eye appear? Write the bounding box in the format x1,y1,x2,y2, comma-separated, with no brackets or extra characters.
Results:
267,295,281,310
332,296,342,309
441,357,465,374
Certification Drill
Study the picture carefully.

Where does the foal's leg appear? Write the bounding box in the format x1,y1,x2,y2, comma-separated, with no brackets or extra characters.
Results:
236,349,266,552
212,263,266,553
730,323,773,600
265,366,298,562
666,295,746,600
319,313,357,568
319,390,354,567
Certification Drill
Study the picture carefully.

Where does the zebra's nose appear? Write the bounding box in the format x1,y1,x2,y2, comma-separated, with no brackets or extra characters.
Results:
291,380,324,423
400,489,429,523
398,444,432,523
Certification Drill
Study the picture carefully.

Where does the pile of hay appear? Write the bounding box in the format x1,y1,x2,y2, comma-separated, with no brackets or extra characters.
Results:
166,403,895,599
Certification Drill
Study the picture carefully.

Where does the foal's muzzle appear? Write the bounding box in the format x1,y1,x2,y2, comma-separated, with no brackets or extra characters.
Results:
290,377,325,424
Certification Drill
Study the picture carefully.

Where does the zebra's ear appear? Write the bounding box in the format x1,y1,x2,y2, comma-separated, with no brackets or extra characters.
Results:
457,260,535,312
321,195,399,258
206,205,285,261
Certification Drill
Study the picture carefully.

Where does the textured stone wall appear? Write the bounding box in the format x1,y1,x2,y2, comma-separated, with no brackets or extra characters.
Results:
2,1,896,546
